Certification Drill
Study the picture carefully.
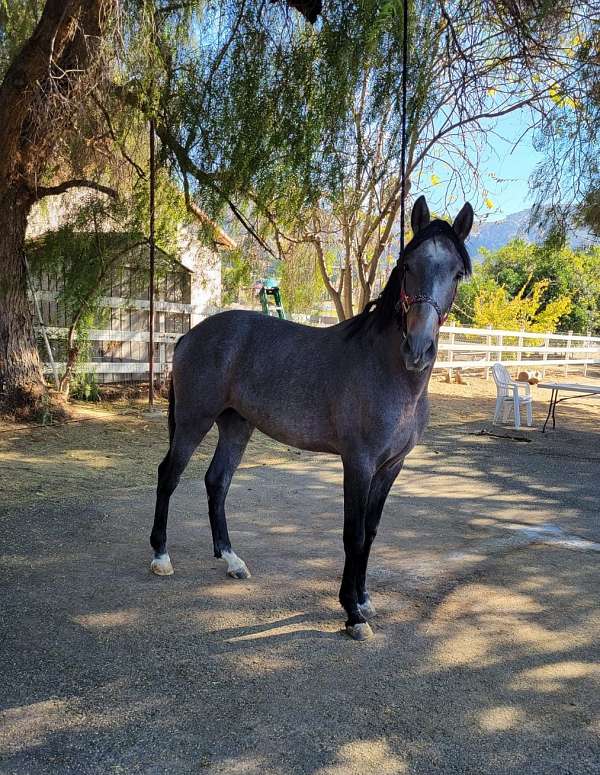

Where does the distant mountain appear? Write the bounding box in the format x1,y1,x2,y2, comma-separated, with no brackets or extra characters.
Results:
466,208,595,259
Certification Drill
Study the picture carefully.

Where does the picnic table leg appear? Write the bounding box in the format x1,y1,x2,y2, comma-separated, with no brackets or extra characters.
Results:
551,390,559,429
542,389,557,434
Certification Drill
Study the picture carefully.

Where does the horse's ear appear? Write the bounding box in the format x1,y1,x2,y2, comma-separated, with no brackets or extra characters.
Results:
411,195,430,236
453,202,474,241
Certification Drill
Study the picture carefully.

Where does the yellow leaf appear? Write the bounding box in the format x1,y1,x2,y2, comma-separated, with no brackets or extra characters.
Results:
487,87,496,96
549,85,563,105
485,198,494,209
571,33,582,47
548,84,580,110
431,174,441,186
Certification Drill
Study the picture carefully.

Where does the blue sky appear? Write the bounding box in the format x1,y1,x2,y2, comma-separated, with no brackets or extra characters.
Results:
478,111,545,220
424,109,546,222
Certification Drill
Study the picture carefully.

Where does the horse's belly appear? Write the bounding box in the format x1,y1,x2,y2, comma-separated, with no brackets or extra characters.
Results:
231,400,338,455
257,421,338,454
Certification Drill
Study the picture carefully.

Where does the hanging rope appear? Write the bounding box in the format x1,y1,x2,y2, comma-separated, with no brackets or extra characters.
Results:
399,0,409,257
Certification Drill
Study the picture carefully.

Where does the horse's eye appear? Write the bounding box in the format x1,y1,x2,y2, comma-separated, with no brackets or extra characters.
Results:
455,271,464,281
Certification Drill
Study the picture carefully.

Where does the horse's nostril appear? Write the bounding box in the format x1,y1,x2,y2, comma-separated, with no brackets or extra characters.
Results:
401,336,435,371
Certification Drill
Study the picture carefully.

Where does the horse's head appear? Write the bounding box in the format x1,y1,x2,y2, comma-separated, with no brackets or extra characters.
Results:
399,196,473,372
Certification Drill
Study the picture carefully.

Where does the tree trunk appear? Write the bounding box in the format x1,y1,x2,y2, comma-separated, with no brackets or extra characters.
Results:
0,188,45,410
58,325,80,398
0,0,116,413
342,264,353,319
312,237,346,321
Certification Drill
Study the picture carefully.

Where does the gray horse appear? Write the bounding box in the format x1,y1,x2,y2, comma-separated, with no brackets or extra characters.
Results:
150,196,473,640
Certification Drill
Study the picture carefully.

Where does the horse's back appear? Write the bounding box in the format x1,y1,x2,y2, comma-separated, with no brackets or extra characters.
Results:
171,310,350,451
174,309,331,368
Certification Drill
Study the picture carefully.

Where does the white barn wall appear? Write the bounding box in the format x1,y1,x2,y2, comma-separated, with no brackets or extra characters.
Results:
177,225,222,324
28,190,224,383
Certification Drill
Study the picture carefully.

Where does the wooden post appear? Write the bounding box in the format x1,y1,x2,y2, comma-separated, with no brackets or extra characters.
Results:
498,333,503,363
583,331,591,377
485,324,493,380
542,332,550,378
148,117,156,407
564,329,573,376
517,326,524,371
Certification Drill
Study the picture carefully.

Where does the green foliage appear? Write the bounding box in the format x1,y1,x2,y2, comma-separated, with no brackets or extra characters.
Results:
0,0,41,77
131,168,191,254
579,189,600,237
70,372,101,402
471,277,572,332
221,248,255,305
27,208,145,332
277,243,325,314
27,176,189,331
454,238,600,333
531,15,599,235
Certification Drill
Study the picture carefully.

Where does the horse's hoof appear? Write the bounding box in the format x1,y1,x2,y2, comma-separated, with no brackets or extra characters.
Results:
222,550,251,579
358,597,377,618
150,553,174,576
346,622,374,641
227,565,251,580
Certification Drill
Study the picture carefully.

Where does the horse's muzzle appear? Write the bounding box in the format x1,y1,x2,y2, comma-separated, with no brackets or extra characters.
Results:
400,333,436,372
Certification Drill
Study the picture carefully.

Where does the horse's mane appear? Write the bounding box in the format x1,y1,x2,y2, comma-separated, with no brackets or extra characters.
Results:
344,220,472,338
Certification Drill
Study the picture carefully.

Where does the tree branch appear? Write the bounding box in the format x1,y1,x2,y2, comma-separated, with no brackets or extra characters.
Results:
33,179,119,201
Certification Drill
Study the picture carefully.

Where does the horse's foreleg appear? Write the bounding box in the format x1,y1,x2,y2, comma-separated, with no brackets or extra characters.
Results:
205,410,254,579
339,458,375,640
356,459,405,619
150,420,212,575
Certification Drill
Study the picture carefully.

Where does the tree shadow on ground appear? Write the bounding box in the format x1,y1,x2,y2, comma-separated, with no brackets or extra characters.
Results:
0,392,599,774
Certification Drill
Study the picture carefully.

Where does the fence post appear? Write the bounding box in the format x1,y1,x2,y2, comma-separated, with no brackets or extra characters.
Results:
448,321,456,381
583,330,591,377
517,326,525,370
485,324,493,380
542,332,550,378
565,329,573,376
498,333,503,364
159,342,165,384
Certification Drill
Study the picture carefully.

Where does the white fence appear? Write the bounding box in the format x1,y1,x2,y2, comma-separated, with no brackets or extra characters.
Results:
40,311,600,381
436,323,600,376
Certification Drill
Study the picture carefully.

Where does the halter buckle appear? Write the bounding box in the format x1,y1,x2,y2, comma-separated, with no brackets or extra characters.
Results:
399,289,412,315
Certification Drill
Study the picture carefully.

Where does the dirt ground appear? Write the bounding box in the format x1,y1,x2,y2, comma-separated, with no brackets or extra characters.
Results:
1,370,599,774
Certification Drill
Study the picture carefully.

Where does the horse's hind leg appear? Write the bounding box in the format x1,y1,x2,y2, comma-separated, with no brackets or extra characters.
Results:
205,409,254,579
150,419,213,575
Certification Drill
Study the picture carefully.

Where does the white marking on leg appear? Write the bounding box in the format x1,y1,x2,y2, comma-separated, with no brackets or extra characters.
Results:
150,553,174,576
358,597,377,618
222,550,251,579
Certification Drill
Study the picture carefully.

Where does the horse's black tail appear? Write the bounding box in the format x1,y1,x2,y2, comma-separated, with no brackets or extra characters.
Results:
168,375,176,447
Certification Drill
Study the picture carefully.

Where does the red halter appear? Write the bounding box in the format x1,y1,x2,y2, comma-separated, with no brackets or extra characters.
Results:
398,283,456,326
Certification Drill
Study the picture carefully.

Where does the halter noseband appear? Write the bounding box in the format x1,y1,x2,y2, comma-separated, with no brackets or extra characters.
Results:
395,220,470,328
399,288,450,326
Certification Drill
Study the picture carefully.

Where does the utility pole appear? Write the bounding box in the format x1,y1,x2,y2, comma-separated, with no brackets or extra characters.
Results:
148,116,156,407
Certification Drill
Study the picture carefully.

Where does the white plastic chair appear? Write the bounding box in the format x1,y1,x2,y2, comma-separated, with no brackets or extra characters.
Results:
491,363,533,429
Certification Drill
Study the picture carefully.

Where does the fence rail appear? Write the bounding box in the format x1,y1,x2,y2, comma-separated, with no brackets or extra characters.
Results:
40,312,600,381
436,323,600,376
